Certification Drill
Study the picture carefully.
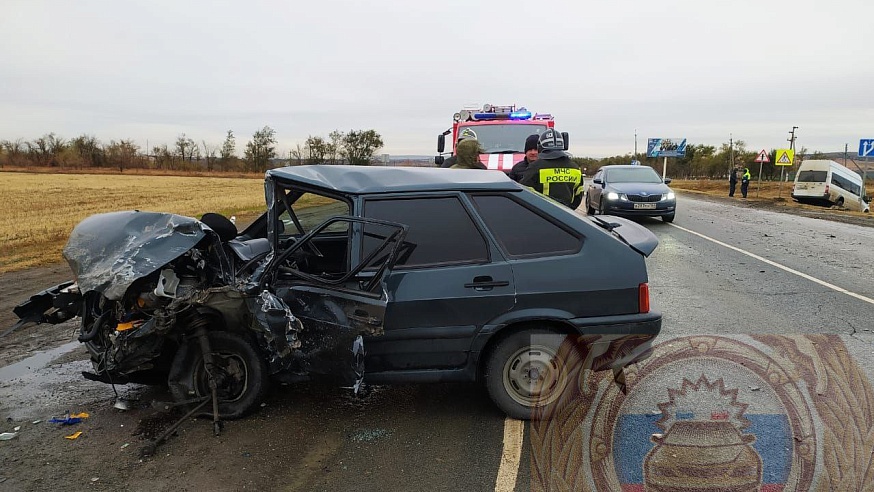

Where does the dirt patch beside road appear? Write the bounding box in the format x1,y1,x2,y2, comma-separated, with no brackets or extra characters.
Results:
674,186,874,229
0,263,76,368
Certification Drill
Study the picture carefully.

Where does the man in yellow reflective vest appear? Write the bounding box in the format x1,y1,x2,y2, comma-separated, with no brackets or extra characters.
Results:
519,129,583,209
741,167,751,198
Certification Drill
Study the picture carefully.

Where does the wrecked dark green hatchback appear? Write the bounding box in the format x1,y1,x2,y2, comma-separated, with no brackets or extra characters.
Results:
14,165,661,420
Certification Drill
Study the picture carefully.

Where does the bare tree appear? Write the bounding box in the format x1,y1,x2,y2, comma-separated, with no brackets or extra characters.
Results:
104,139,140,172
0,139,27,167
202,140,218,171
175,133,193,162
153,144,172,169
328,130,344,165
305,135,329,164
289,143,305,166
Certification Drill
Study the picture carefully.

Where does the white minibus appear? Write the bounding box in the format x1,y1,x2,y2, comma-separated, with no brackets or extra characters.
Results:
792,159,869,212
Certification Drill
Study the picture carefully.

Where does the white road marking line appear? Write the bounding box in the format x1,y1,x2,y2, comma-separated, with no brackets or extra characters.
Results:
495,417,524,492
668,223,874,306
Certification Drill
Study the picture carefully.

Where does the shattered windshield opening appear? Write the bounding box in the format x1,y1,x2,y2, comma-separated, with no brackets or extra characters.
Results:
277,189,351,237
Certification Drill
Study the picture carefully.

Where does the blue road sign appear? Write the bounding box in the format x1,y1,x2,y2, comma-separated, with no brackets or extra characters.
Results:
859,139,874,158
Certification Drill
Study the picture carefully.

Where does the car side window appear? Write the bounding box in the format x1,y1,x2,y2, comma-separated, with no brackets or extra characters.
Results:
363,196,489,267
470,194,582,257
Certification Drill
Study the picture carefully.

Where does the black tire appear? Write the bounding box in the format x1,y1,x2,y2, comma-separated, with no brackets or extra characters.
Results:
662,213,675,223
484,329,583,420
168,331,268,420
835,197,844,208
586,194,596,215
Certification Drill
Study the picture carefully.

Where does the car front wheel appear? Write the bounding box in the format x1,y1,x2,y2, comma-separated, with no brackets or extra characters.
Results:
484,329,582,420
662,213,675,223
168,330,268,420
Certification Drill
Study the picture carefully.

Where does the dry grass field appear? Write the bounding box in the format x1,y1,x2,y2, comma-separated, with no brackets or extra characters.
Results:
1,172,267,273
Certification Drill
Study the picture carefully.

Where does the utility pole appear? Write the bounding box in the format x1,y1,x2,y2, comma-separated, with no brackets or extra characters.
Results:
788,126,798,155
778,126,798,198
634,129,638,160
729,133,734,174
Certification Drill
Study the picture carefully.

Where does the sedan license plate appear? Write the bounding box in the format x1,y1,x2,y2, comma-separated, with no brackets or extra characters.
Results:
633,203,657,210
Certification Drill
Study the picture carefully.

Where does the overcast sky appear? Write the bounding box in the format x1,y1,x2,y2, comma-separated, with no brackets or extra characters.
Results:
1,0,872,158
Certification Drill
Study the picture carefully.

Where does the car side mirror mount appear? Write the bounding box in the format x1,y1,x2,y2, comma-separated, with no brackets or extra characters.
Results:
593,178,603,185
437,134,445,153
664,177,672,184
561,132,569,151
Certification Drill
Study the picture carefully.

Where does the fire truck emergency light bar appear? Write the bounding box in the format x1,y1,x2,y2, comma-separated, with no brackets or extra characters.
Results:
453,104,554,122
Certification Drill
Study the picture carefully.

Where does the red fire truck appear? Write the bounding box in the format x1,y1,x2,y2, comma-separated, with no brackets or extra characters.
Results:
435,104,567,171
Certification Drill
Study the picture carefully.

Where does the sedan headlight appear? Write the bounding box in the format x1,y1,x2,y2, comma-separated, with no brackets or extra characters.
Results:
666,192,676,200
606,192,620,200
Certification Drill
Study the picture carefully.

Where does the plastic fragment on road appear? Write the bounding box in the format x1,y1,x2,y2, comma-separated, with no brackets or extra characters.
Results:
64,431,83,440
13,426,21,431
49,411,90,425
0,432,17,440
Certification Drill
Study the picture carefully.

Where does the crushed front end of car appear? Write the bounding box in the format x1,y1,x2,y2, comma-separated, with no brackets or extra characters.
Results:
12,211,304,419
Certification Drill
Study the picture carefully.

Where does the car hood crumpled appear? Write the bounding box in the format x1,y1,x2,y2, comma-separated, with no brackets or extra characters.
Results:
62,211,212,300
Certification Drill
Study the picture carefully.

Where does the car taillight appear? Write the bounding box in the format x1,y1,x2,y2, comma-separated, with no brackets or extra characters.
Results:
639,283,650,313
825,184,829,194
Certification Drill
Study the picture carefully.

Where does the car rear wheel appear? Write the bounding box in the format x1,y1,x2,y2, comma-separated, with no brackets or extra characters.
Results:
168,330,268,420
835,197,844,208
484,329,583,420
662,213,675,223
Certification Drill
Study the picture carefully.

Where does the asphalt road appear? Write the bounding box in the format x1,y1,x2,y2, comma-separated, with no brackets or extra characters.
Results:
2,193,874,491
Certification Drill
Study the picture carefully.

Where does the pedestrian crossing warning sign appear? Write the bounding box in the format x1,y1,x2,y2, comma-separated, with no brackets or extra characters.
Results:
775,149,794,166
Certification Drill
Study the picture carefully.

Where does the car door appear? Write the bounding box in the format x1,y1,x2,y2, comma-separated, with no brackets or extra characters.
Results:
589,169,605,209
358,193,516,375
263,215,408,385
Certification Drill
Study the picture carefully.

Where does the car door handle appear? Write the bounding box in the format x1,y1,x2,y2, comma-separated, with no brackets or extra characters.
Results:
464,276,510,290
349,310,381,326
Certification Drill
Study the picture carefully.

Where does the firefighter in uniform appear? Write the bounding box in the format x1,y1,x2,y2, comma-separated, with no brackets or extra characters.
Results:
519,129,583,209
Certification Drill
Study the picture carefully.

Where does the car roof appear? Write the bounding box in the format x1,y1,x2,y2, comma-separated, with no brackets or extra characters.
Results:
600,165,657,170
267,165,519,194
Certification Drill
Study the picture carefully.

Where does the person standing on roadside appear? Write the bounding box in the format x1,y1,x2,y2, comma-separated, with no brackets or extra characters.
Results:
508,134,540,182
519,129,583,209
741,167,751,198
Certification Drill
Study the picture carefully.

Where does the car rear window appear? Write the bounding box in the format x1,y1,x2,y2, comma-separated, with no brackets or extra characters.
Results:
363,196,488,267
470,194,581,257
797,170,827,182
